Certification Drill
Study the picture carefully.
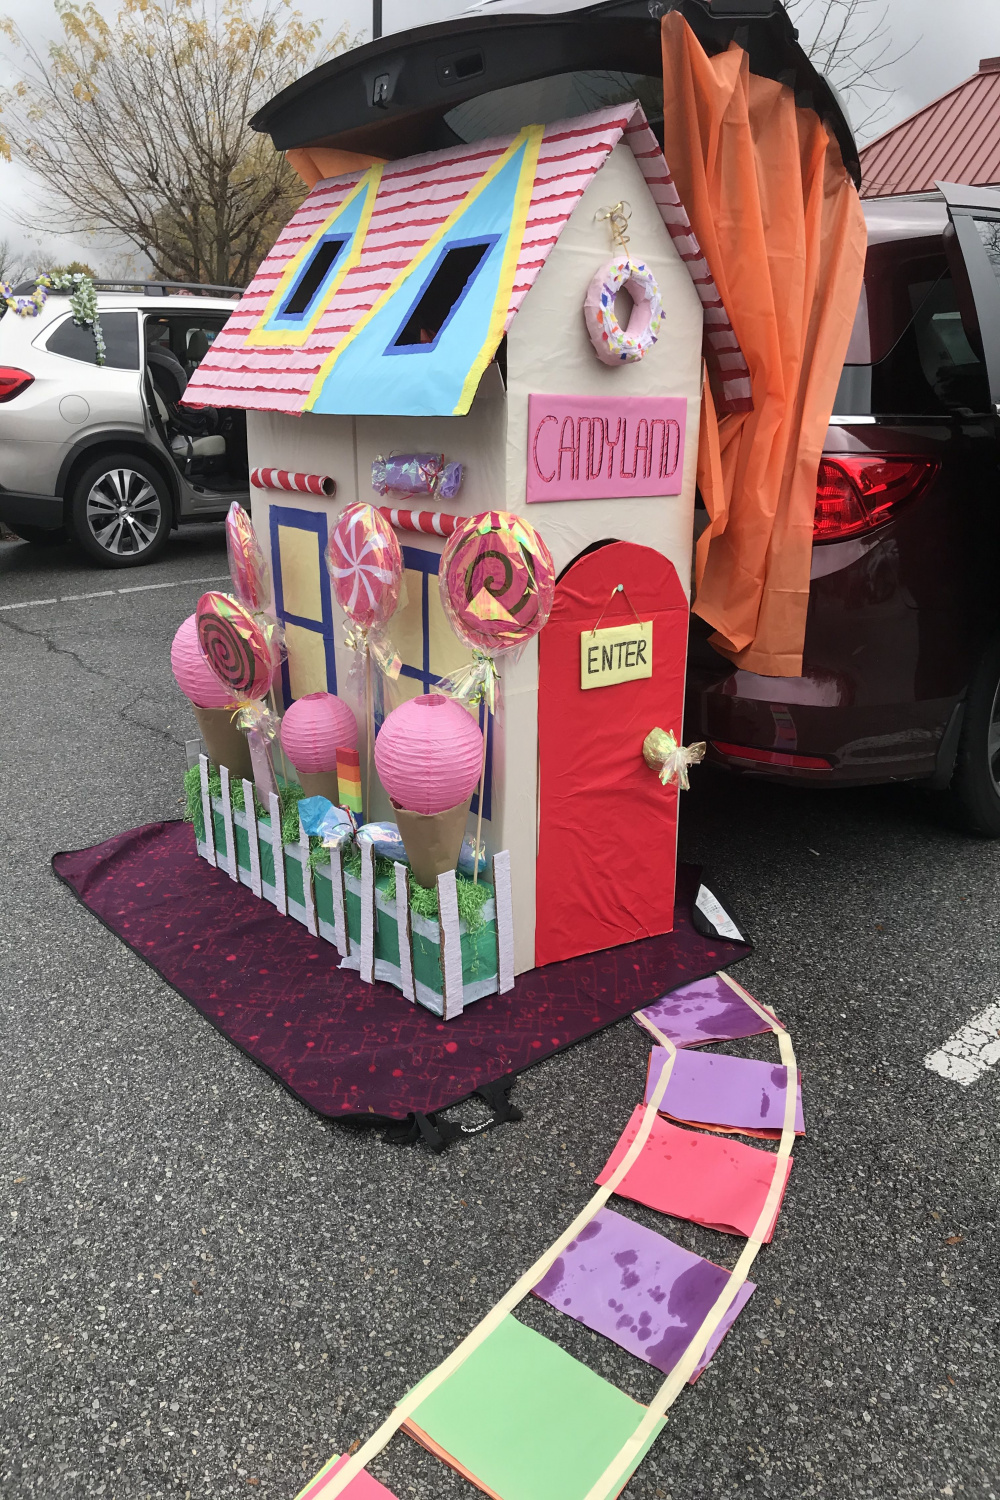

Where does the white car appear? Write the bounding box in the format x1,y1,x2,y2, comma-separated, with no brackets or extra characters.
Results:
0,281,249,566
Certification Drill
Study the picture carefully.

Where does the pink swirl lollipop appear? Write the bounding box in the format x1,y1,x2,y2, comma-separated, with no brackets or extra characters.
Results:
225,502,271,613
196,591,275,700
439,510,555,653
326,502,402,630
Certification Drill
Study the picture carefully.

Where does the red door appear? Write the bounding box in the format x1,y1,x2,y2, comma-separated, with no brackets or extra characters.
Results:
535,541,690,967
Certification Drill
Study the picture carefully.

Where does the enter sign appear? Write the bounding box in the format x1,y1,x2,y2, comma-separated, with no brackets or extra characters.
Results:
580,621,654,689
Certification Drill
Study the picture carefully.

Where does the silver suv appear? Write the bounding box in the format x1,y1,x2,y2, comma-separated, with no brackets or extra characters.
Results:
0,281,249,567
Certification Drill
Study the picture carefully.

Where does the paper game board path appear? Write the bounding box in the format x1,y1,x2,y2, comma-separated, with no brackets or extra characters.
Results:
300,971,800,1500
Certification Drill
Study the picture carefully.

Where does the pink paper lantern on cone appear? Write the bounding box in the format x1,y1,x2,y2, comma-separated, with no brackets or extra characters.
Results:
375,693,483,889
171,614,234,710
280,692,358,803
170,614,252,780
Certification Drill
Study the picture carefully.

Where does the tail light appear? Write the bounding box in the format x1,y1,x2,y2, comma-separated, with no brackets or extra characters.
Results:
814,455,939,542
0,367,34,403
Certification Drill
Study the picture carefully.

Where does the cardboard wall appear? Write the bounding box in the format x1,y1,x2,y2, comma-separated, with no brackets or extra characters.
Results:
501,141,703,971
245,139,701,977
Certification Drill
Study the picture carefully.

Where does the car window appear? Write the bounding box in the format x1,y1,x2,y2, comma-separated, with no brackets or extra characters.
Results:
46,310,140,370
833,269,991,417
974,217,1000,280
144,314,226,375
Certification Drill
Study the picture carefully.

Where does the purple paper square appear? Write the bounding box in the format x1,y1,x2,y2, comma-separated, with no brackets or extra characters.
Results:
645,1046,806,1134
635,973,774,1047
532,1207,754,1381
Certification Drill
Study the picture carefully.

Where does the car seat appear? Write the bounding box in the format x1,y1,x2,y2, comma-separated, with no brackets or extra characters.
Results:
146,344,226,467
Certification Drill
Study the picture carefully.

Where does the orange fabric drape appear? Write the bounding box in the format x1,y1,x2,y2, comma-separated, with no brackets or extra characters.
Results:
285,147,385,189
661,14,867,677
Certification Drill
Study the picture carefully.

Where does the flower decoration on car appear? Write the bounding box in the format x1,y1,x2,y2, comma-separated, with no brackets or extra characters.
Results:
0,271,106,364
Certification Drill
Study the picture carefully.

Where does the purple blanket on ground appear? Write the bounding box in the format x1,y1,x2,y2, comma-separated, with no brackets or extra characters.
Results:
52,821,751,1129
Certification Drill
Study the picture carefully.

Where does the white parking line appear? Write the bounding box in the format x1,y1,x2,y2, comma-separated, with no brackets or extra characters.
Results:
0,573,229,613
924,1001,1000,1086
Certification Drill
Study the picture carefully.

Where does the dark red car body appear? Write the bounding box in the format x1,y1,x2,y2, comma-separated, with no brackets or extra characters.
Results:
686,192,1000,802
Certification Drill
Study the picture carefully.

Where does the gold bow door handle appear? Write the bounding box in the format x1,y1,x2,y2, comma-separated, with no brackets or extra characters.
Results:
642,728,706,791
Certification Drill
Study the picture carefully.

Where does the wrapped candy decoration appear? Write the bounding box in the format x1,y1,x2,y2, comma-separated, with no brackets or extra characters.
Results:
317,803,357,853
372,453,463,502
280,692,358,804
356,822,409,864
439,510,556,665
457,836,488,880
196,591,275,701
375,693,483,889
171,613,252,779
196,591,278,794
438,511,555,881
225,502,271,614
642,728,706,791
297,795,335,837
327,502,403,634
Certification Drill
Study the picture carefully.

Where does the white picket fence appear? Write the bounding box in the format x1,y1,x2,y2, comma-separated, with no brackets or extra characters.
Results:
194,754,515,1019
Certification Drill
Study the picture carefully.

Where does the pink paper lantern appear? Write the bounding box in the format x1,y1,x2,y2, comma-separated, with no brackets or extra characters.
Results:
281,692,358,774
375,693,483,815
170,614,234,710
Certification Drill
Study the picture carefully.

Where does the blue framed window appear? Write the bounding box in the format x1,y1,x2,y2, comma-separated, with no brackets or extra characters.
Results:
398,545,493,822
387,236,498,354
280,233,351,322
269,504,338,704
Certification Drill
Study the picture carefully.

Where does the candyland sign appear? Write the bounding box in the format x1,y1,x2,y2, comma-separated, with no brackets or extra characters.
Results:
526,394,687,503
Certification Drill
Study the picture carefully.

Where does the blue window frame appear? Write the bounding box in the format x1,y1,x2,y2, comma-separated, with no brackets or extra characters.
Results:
386,236,499,355
398,545,492,822
279,233,351,323
269,504,338,703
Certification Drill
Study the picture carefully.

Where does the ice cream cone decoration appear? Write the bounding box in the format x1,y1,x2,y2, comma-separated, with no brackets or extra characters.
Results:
374,693,483,889
170,614,252,779
279,692,358,804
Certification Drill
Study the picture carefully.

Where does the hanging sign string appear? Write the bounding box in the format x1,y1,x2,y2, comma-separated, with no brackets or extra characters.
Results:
588,582,645,637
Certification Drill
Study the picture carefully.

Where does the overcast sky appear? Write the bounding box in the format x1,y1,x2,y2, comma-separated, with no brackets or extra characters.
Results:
1,0,998,269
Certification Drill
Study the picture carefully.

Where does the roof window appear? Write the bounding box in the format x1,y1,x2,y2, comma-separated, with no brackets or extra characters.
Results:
281,235,350,319
390,240,494,351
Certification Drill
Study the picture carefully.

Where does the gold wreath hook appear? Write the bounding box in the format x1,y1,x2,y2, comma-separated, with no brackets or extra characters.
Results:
596,200,632,251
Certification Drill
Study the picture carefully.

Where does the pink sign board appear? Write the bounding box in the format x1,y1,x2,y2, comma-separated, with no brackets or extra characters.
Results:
526,393,687,504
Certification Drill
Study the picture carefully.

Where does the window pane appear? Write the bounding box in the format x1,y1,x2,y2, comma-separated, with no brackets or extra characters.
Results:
868,272,990,416
47,310,139,370
974,217,1000,280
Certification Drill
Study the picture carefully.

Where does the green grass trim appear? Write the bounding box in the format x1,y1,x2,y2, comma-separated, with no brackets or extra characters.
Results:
340,849,493,933
184,766,494,935
182,763,304,844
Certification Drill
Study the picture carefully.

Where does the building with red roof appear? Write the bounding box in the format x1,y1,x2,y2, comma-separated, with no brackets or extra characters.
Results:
861,57,1000,199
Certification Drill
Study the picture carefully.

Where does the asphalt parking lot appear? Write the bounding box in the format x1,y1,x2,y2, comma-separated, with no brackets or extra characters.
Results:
1,526,998,1500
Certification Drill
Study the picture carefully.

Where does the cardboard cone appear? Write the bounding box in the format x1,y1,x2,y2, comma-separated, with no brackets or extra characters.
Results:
192,704,253,780
392,798,470,891
297,769,340,803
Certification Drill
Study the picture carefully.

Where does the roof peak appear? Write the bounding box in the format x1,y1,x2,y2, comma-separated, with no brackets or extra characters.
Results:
980,57,1000,72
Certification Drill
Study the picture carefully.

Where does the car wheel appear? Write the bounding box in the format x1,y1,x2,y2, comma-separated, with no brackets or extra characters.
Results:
948,636,1000,837
69,454,171,568
8,524,68,546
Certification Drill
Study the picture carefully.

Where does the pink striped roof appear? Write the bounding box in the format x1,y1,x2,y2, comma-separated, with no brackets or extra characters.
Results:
186,102,749,417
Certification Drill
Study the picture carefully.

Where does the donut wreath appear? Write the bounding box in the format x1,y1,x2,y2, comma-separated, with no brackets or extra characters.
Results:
584,255,663,365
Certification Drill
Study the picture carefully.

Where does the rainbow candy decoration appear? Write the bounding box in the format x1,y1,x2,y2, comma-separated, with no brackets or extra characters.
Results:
336,748,364,817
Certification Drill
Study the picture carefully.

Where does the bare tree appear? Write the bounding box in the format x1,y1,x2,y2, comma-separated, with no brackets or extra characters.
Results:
786,0,916,139
0,0,356,287
0,236,38,287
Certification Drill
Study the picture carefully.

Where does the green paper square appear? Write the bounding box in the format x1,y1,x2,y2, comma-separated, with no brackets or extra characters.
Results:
408,1315,663,1500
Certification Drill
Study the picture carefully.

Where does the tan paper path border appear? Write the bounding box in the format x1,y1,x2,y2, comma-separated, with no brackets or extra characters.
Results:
303,969,794,1500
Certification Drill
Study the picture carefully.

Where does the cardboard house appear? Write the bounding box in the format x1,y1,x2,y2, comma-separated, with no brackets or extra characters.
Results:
186,101,735,984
